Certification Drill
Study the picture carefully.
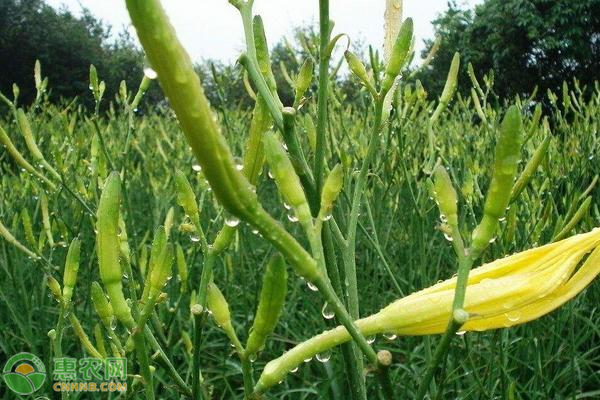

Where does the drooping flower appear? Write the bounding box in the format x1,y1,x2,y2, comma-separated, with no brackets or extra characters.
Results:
255,228,600,392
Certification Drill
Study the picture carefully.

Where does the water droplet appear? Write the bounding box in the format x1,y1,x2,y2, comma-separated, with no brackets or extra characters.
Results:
321,302,335,320
192,164,202,172
505,310,521,322
110,318,117,330
367,336,375,344
455,330,466,336
320,214,332,221
316,350,331,363
143,66,158,80
303,357,312,363
235,164,244,171
307,281,319,292
268,171,275,179
488,237,497,244
190,235,200,243
287,214,299,222
443,232,454,242
290,366,299,373
225,217,240,227
283,203,292,210
439,214,448,223
251,228,259,235
383,333,397,341
249,353,257,363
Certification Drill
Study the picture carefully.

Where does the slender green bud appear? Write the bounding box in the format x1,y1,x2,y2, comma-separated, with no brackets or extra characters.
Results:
554,197,592,241
207,283,232,330
320,164,344,219
21,209,36,249
263,132,311,224
143,227,173,302
430,52,460,124
294,59,313,106
176,244,188,292
0,124,55,189
242,97,270,186
175,170,200,229
511,136,551,201
89,65,99,94
433,165,458,226
94,324,108,358
472,106,523,253
344,51,376,96
164,207,175,239
62,239,81,304
138,244,148,277
47,276,62,301
96,172,135,327
40,193,54,247
381,18,413,95
0,218,38,259
246,254,288,356
253,15,278,95
91,281,114,328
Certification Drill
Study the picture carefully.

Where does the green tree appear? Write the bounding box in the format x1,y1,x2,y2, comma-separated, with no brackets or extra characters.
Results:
417,0,600,98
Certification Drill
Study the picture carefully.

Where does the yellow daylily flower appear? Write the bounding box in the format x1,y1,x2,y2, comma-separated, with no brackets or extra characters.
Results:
255,228,600,392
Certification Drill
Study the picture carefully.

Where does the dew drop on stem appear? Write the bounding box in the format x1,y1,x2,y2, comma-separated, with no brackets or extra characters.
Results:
321,302,334,320
307,281,318,292
316,350,331,363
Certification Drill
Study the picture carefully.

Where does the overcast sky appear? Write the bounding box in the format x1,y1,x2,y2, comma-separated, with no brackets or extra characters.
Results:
45,1,481,63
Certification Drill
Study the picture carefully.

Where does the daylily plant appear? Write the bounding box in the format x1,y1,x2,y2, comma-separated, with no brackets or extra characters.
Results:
255,228,600,391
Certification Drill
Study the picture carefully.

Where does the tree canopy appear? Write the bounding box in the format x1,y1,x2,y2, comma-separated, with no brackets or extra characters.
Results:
417,0,600,98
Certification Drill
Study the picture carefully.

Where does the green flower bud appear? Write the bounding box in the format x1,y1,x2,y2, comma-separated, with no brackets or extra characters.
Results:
246,254,288,356
91,282,114,328
472,106,523,253
62,239,81,304
344,51,376,96
511,136,551,201
143,227,173,302
253,15,278,95
21,209,36,249
430,52,460,125
381,18,413,95
263,132,311,224
207,283,232,330
47,276,62,301
294,58,313,106
433,165,458,226
320,164,344,219
176,244,188,293
96,172,135,328
175,170,200,229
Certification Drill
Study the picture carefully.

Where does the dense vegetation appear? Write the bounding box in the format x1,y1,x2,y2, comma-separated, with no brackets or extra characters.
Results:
0,0,599,399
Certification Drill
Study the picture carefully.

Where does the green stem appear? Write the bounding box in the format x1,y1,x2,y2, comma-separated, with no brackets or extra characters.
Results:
314,0,331,202
192,311,208,399
241,355,255,398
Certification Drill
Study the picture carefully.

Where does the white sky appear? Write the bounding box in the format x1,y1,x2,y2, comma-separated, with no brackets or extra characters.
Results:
45,1,481,63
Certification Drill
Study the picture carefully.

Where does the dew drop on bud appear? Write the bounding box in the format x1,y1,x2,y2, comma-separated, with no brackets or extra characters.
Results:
455,330,466,336
316,350,331,363
383,332,397,341
225,217,240,227
321,302,335,320
192,164,202,172
307,281,318,292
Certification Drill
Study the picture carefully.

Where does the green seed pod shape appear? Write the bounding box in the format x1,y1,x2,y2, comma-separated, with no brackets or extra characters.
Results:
320,164,344,218
344,51,375,95
118,216,131,267
294,58,313,105
263,132,311,224
472,106,523,252
142,227,170,301
126,0,319,282
242,97,270,186
91,281,114,328
439,53,460,105
511,136,551,201
62,239,81,304
433,165,458,226
96,172,134,328
207,283,232,330
253,15,278,95
176,244,188,292
40,193,54,248
175,170,200,229
381,18,413,95
246,254,288,356
21,209,36,249
47,276,62,301
89,65,99,94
